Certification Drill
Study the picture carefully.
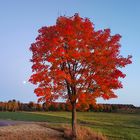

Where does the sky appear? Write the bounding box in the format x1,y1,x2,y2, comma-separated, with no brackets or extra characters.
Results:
0,0,139,106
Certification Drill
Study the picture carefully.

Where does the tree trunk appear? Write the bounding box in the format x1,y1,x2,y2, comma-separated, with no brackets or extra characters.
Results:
71,102,77,140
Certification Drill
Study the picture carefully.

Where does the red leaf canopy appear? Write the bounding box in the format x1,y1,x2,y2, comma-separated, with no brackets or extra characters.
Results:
29,14,132,104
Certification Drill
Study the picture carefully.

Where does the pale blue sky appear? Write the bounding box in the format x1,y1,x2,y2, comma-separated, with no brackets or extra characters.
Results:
0,0,139,106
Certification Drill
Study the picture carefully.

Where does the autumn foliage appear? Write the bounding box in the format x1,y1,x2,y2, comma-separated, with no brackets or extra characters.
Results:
30,14,131,104
29,13,132,138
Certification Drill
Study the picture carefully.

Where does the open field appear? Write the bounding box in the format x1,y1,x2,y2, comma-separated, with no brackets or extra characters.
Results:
0,111,140,140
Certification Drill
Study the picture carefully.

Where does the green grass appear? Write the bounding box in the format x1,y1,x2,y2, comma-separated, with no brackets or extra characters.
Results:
0,111,71,123
0,111,140,140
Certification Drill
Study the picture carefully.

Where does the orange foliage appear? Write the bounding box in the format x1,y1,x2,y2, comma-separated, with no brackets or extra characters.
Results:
29,13,132,108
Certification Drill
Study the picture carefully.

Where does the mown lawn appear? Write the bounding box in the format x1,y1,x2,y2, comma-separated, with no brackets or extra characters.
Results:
0,111,140,140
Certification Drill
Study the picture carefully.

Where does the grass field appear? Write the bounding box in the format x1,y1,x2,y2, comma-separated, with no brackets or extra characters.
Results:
0,111,140,140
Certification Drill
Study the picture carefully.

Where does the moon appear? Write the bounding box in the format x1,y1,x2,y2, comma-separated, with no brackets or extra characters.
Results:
22,81,27,84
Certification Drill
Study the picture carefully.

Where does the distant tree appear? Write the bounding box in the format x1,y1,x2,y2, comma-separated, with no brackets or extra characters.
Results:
21,103,30,111
36,103,42,111
17,101,22,111
29,13,132,139
28,101,36,111
0,102,3,111
6,99,19,112
59,103,66,111
48,103,56,111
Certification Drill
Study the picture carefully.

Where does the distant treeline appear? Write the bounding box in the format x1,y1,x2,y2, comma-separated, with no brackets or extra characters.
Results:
0,99,138,112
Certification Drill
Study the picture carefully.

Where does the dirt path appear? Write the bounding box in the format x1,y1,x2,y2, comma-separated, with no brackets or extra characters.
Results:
0,120,65,140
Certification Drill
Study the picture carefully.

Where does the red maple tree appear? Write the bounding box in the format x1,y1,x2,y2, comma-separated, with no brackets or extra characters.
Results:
29,14,132,139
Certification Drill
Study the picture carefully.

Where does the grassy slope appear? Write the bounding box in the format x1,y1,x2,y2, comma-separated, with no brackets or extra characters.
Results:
0,111,140,140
